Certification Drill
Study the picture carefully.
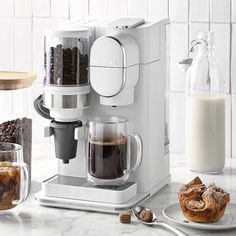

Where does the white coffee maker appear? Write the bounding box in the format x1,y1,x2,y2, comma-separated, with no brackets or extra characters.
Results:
34,18,170,213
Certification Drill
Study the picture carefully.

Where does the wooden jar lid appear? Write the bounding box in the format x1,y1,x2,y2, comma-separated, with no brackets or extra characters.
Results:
0,71,36,90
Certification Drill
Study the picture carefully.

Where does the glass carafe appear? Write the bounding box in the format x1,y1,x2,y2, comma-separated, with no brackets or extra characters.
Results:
185,32,225,173
86,116,143,186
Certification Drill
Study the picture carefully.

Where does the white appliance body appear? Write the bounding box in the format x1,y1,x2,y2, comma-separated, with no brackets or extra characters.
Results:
36,18,170,213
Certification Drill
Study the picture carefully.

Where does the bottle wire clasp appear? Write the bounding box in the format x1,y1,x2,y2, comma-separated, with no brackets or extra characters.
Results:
179,39,208,72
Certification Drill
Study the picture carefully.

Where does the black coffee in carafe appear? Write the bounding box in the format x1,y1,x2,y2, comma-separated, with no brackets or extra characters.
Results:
88,137,127,179
87,116,142,186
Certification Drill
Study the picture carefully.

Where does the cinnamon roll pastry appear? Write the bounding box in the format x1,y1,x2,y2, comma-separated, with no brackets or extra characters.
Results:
178,177,230,223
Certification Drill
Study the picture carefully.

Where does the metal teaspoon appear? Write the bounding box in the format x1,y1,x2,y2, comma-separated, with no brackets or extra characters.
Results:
132,206,189,236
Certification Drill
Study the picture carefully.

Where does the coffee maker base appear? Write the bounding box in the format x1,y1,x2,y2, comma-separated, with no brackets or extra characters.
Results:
41,174,138,204
35,175,171,213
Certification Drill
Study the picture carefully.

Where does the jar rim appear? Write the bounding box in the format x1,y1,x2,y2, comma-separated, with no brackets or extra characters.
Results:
87,116,128,125
43,26,91,38
0,142,22,153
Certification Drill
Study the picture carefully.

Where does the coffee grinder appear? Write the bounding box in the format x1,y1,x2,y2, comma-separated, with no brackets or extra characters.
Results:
34,18,170,213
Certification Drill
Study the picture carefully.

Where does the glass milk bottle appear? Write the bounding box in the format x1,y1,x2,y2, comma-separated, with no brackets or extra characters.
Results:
185,32,225,173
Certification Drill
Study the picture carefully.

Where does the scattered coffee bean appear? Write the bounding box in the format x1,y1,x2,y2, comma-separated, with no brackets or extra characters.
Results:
119,211,131,224
139,209,153,223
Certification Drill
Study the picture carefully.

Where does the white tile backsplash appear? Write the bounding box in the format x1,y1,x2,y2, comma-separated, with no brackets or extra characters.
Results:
15,0,32,17
170,23,188,91
169,92,185,153
210,0,231,23
90,0,107,17
32,0,50,17
51,0,69,18
169,0,188,22
233,0,236,22
108,0,127,16
210,23,230,93
149,0,168,19
50,17,70,27
128,0,148,17
189,0,209,22
70,0,89,18
232,95,236,158
0,0,14,17
232,24,236,93
14,19,32,72
0,0,235,157
0,19,14,70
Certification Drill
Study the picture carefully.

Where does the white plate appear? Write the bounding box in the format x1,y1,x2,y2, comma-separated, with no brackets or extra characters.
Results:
162,202,236,230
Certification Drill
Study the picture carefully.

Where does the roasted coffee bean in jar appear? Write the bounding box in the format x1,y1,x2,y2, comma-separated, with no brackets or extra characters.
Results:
44,27,90,86
0,118,32,173
46,45,88,85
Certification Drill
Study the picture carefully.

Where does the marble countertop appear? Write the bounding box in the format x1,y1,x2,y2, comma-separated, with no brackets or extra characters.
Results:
1,143,236,236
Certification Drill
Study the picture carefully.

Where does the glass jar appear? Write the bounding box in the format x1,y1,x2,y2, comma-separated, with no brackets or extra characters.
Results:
0,71,36,178
44,27,90,86
185,32,225,173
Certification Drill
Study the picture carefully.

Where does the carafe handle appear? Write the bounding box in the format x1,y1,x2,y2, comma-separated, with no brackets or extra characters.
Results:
124,133,143,174
12,162,30,205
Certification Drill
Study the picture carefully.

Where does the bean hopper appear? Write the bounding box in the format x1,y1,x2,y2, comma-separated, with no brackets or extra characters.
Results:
34,27,90,164
0,71,36,178
34,18,170,213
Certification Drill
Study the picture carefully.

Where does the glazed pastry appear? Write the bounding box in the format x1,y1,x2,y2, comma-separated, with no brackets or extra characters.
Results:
178,177,230,223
